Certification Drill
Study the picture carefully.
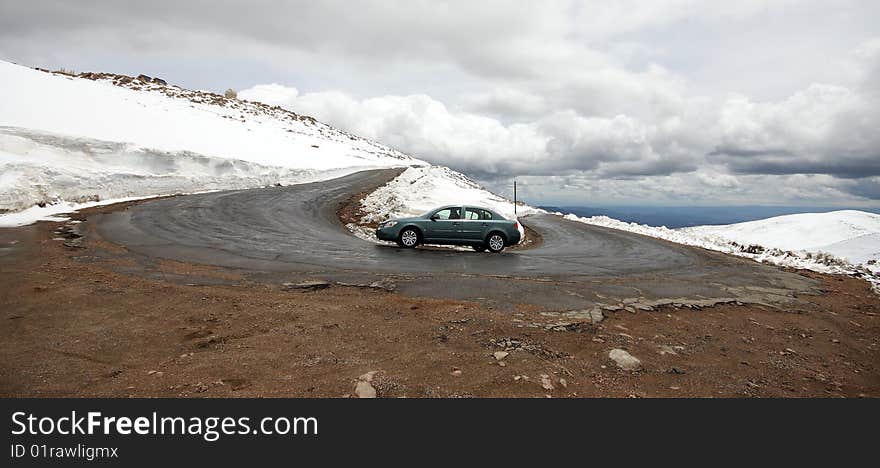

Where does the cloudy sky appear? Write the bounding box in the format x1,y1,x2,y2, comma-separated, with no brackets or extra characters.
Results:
2,0,878,206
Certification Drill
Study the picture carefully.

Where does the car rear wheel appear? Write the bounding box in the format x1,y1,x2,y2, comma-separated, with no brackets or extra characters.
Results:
486,233,506,253
398,228,420,248
472,244,486,252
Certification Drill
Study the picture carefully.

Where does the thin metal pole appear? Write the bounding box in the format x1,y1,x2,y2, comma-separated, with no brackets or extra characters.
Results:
514,180,517,215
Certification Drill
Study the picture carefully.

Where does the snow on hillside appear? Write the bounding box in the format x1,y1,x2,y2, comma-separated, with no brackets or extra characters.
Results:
683,210,880,265
346,165,540,243
564,211,880,291
0,61,425,224
0,127,375,226
360,166,538,222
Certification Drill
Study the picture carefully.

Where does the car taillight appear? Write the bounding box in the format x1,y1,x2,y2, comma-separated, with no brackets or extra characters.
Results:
514,221,519,230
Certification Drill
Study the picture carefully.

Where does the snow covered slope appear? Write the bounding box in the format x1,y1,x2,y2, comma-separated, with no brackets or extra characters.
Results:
683,210,880,265
346,165,537,244
359,166,537,224
564,210,879,290
0,60,425,223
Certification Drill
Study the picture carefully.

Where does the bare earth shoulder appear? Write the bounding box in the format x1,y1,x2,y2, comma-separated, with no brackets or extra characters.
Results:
0,173,877,397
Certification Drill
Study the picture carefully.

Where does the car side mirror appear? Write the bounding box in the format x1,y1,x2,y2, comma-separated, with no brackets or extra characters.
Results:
430,215,439,221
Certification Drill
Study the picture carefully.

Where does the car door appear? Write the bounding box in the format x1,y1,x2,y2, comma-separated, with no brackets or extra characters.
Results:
461,207,490,240
424,207,463,241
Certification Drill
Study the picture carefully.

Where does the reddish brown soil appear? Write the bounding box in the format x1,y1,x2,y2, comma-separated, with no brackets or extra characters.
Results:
0,204,877,398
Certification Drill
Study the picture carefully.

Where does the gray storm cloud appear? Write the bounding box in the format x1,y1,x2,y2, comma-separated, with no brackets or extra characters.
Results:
2,0,879,204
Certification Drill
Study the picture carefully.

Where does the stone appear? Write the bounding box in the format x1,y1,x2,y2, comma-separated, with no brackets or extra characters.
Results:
368,279,396,292
283,280,331,291
540,374,555,390
355,380,377,398
493,351,509,361
609,349,642,371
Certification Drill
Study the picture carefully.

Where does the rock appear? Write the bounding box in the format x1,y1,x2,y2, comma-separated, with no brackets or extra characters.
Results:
559,378,568,388
540,374,555,390
283,280,331,291
566,307,604,324
353,371,379,397
658,345,678,355
609,349,642,371
355,380,377,398
493,351,510,361
369,279,396,291
451,369,462,377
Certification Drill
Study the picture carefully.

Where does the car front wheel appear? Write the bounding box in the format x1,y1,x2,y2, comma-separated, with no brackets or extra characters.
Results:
486,233,506,253
398,228,420,248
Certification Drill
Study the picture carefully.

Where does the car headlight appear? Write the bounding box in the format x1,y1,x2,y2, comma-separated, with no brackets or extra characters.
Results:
381,221,398,228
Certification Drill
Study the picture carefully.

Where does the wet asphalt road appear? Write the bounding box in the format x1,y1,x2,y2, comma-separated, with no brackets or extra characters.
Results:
95,169,815,309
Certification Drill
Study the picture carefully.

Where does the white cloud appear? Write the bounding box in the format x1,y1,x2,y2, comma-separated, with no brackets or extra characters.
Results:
3,0,880,204
239,83,298,104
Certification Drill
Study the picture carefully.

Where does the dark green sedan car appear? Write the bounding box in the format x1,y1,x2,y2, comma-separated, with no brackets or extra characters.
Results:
376,205,521,253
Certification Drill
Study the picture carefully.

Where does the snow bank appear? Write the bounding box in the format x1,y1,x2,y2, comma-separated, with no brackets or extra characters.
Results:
563,212,880,291
683,210,880,264
359,165,538,222
0,128,389,226
348,165,540,244
0,62,421,170
0,61,426,224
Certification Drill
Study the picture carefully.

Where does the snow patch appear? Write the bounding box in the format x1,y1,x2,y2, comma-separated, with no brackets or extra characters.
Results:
0,60,426,224
0,61,423,171
683,210,880,264
351,165,540,244
0,128,397,226
563,212,880,292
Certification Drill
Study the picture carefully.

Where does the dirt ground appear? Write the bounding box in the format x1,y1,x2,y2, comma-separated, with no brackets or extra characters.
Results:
1,203,878,398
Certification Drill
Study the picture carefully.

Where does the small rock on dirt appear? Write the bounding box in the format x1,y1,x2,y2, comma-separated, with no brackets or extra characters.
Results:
355,380,376,398
609,349,642,371
369,279,396,292
283,280,331,291
493,351,509,361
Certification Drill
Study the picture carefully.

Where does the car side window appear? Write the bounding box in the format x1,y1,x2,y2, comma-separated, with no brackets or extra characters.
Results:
465,208,492,220
433,208,461,220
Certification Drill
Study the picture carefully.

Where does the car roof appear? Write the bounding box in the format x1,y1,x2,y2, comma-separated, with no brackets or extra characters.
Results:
433,204,494,211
